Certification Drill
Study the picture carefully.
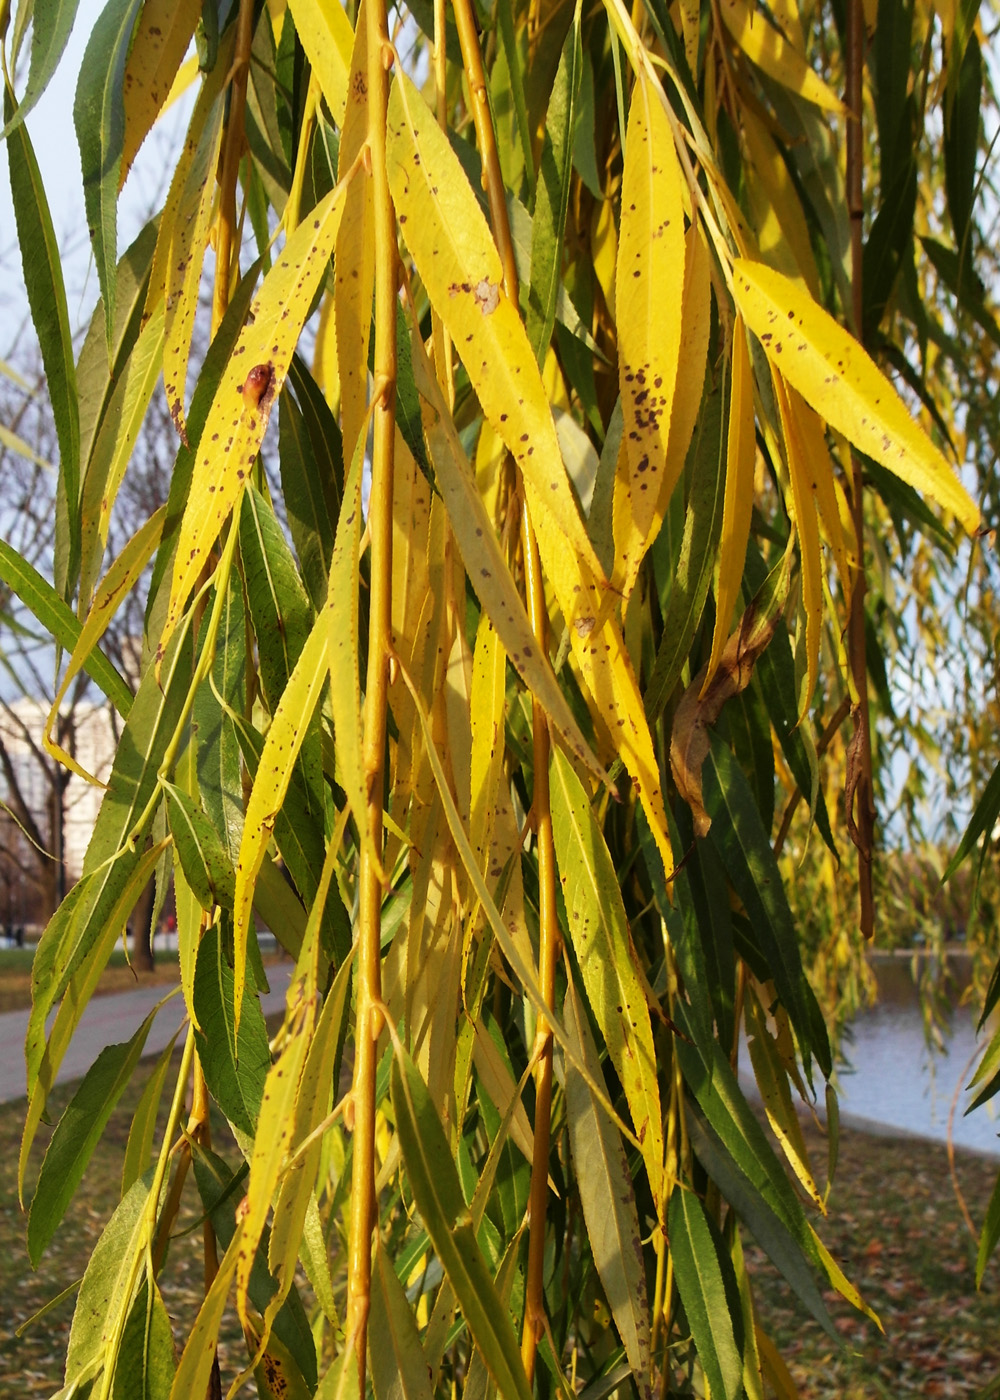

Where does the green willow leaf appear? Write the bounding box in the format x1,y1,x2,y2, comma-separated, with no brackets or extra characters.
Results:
369,1240,435,1400
111,1278,176,1400
702,736,832,1078
391,1046,533,1400
644,379,725,724
27,1000,162,1263
0,539,132,716
281,355,344,610
5,92,80,520
944,30,981,255
0,0,82,141
65,1172,155,1387
563,981,651,1400
193,923,271,1135
164,783,237,911
668,1189,743,1400
525,12,580,359
73,0,144,348
550,745,665,1210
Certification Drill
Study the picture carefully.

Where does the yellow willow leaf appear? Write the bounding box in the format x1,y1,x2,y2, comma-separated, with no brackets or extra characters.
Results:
145,36,234,322
774,374,823,717
769,0,805,50
613,69,686,586
162,98,225,442
472,1021,535,1166
396,657,641,1149
741,106,820,298
235,1032,312,1372
170,1227,242,1400
386,71,604,583
591,196,617,318
327,401,376,886
232,610,329,1033
809,1225,881,1328
160,180,349,662
287,0,354,127
718,0,845,113
734,259,981,534
567,602,675,877
407,307,605,784
705,315,755,691
550,745,666,1213
334,1,374,470
469,613,506,877
783,380,850,592
80,304,166,608
44,507,166,783
679,0,700,73
162,53,200,115
120,0,201,185
615,221,711,602
744,983,823,1210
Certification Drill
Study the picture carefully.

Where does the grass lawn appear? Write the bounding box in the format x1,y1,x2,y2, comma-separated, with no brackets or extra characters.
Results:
0,1037,998,1397
0,945,180,1015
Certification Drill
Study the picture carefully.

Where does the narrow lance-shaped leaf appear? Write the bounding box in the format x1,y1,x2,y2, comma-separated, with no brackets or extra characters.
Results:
5,90,80,538
160,178,350,661
550,745,665,1212
0,0,82,141
705,314,755,690
0,538,132,717
563,980,651,1399
43,507,165,782
613,67,686,589
668,1188,744,1400
391,1046,534,1400
73,0,145,349
733,259,980,533
27,1000,164,1263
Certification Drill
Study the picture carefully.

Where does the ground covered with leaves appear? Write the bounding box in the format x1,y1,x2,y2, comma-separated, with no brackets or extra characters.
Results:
748,1119,1000,1398
1,1052,999,1398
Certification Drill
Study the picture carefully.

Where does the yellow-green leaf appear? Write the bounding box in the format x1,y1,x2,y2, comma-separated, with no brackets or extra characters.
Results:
744,982,823,1209
160,179,350,660
44,506,166,783
613,69,686,590
386,71,604,585
120,0,201,183
232,609,329,1029
161,95,225,442
549,745,665,1213
334,3,374,470
719,0,844,113
733,259,981,534
774,373,823,716
705,315,755,691
287,0,354,130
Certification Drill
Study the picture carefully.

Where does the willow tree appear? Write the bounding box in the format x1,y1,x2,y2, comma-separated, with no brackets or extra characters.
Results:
1,0,988,1393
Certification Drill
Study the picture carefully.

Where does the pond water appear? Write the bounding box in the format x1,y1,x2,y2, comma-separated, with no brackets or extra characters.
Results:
832,996,1000,1156
742,955,1000,1157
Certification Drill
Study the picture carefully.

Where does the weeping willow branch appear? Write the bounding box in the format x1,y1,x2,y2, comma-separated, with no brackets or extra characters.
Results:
344,0,397,1385
450,0,559,1377
845,0,876,939
211,0,255,336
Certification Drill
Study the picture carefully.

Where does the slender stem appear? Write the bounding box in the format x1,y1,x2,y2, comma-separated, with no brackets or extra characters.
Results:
212,0,255,336
344,0,397,1388
520,509,558,1383
449,0,557,1378
845,0,875,938
772,693,852,860
451,0,519,297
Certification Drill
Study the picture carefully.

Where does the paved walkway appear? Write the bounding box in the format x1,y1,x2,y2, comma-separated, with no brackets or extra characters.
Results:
0,964,294,1104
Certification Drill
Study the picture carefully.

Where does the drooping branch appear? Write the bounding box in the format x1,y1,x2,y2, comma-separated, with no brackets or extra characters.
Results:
845,0,876,938
344,0,398,1386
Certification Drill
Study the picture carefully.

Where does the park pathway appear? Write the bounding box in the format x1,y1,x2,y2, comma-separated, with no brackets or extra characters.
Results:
0,964,294,1104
